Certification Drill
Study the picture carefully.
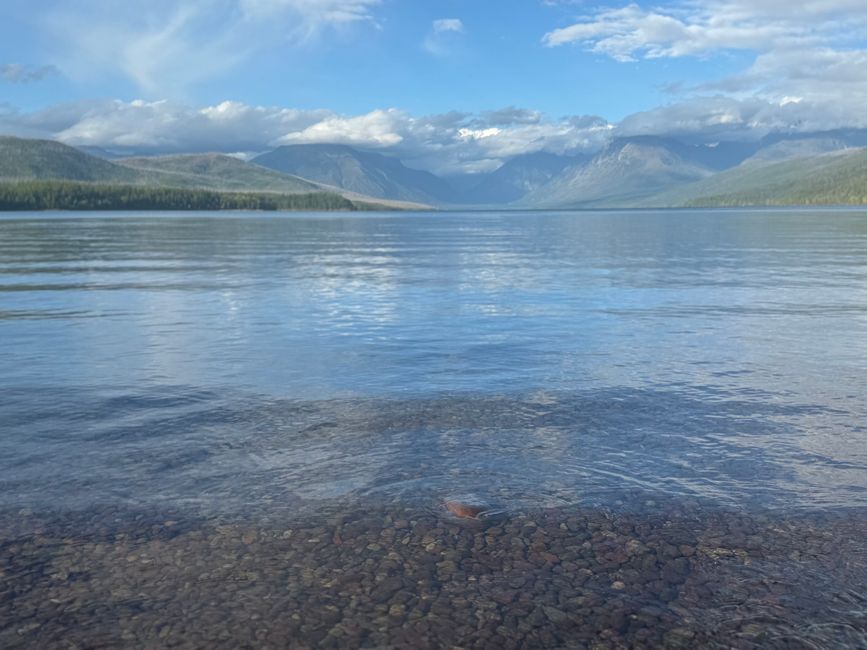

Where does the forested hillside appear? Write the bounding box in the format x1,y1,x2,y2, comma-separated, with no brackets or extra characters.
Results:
0,181,378,211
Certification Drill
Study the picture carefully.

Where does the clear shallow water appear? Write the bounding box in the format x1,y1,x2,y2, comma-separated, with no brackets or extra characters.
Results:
3,209,867,648
1,209,867,515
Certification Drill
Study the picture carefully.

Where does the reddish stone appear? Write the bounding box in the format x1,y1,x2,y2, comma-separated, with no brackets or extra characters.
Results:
445,501,485,519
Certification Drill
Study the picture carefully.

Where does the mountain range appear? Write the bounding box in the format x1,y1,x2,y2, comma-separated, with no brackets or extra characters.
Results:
0,136,423,210
3,130,867,209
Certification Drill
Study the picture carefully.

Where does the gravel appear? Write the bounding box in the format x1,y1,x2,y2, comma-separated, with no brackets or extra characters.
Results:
0,500,865,648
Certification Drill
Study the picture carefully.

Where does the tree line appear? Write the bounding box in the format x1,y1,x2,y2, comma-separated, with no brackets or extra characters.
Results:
0,181,372,211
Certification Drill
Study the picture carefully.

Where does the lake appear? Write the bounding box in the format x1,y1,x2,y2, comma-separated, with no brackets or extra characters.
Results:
2,209,866,647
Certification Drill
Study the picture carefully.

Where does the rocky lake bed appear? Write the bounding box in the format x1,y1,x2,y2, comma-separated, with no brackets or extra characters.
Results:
2,498,865,649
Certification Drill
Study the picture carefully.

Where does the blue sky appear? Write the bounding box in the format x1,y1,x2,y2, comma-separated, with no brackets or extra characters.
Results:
1,1,749,117
2,1,867,173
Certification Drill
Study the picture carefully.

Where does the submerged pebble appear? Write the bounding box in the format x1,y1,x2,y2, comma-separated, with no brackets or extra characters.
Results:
0,500,865,649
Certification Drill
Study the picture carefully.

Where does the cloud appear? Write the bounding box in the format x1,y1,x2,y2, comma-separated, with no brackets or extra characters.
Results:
0,98,612,174
276,108,405,147
241,0,379,21
542,1,867,123
458,127,501,140
542,1,867,57
0,64,59,84
433,18,464,34
0,99,331,152
424,17,466,56
5,92,867,173
615,95,867,141
481,107,542,126
542,3,806,59
240,0,382,41
41,0,383,95
706,47,867,101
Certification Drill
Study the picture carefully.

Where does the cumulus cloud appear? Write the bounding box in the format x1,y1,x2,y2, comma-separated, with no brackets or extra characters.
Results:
42,0,382,95
0,64,59,83
0,99,330,152
615,95,867,141
0,99,612,174
458,127,501,140
5,92,866,173
276,109,406,147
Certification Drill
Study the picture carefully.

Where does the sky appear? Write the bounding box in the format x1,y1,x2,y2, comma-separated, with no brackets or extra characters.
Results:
2,0,867,174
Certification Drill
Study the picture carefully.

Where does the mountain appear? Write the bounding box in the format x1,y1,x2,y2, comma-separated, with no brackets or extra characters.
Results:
0,136,418,210
117,154,320,193
0,136,141,183
0,137,311,192
7,131,867,211
457,152,581,205
252,144,456,204
647,147,867,207
745,129,867,164
520,138,720,208
0,137,323,193
745,137,850,164
514,131,867,208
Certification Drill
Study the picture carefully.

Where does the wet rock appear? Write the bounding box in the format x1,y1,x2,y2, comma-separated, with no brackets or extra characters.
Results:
489,588,517,605
369,577,402,603
542,605,569,624
445,501,485,519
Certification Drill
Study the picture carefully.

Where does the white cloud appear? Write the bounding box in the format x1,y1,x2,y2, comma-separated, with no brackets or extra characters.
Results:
542,1,867,123
6,93,867,173
543,1,867,56
42,0,383,95
241,0,379,21
615,95,867,140
458,127,501,140
433,18,464,34
0,99,612,174
3,99,330,151
542,3,807,59
276,109,405,147
240,0,381,41
709,47,867,102
424,17,466,57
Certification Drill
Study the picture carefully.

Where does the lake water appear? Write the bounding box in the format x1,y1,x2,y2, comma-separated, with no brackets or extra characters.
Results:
2,209,867,647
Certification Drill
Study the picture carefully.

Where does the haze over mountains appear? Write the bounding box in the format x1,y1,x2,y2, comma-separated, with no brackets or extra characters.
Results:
249,131,867,208
3,129,867,209
252,145,454,205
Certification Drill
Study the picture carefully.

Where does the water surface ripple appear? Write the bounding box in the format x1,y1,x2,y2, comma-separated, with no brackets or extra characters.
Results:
2,210,866,514
2,210,867,647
